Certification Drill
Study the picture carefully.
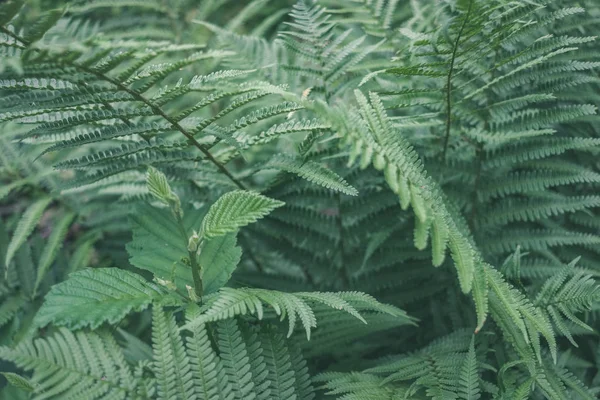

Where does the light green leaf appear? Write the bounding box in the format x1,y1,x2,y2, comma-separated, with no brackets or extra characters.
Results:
0,372,35,392
201,190,284,238
35,268,179,330
146,166,181,216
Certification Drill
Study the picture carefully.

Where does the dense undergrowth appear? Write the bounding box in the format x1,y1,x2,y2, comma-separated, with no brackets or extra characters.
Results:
1,0,600,399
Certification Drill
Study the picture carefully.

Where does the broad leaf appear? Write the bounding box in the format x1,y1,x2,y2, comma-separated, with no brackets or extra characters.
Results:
201,233,242,295
35,268,179,329
128,203,242,294
201,190,284,238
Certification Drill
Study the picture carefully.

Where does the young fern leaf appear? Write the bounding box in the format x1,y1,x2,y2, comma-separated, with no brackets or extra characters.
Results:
127,203,242,294
201,190,284,238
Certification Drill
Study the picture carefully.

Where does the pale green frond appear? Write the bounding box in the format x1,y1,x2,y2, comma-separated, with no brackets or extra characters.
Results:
152,307,195,400
0,328,138,399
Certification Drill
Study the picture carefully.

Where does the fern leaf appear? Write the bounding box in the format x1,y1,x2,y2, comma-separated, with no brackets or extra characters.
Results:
181,287,405,340
0,328,137,399
458,338,480,400
216,319,262,400
185,307,233,400
23,8,64,43
152,307,195,400
0,294,25,328
259,328,297,400
0,0,23,25
263,155,358,196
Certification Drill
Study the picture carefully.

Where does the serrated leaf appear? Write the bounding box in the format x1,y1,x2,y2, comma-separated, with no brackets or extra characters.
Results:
201,190,284,238
146,166,180,214
200,233,242,294
0,372,35,392
35,268,179,330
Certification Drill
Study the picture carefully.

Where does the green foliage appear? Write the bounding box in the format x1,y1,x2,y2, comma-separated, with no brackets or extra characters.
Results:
126,203,242,294
4,197,52,269
201,190,284,238
1,0,600,399
0,372,35,392
35,268,180,330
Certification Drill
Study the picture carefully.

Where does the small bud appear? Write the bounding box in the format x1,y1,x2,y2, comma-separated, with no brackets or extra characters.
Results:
186,285,199,302
187,230,201,252
154,276,176,291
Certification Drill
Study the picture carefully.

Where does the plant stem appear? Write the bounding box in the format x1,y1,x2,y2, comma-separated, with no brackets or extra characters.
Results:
174,213,203,299
441,0,474,163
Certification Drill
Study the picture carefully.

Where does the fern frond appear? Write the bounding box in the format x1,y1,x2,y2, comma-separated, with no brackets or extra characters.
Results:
0,328,138,399
152,306,195,400
184,307,233,400
262,155,358,196
181,287,405,340
216,318,265,400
